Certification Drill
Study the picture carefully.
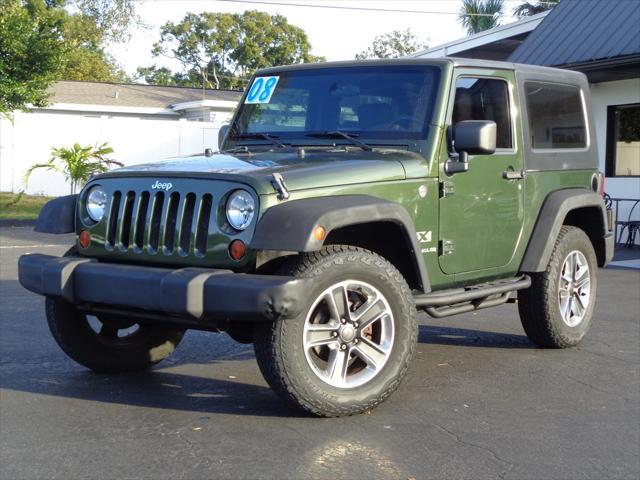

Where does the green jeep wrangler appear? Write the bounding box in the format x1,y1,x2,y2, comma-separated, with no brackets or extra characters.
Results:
19,58,614,417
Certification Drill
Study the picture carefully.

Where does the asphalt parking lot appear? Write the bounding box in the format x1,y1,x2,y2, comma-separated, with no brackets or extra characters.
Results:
1,226,638,480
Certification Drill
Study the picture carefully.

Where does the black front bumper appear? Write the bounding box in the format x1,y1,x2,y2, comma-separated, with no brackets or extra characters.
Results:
18,254,310,323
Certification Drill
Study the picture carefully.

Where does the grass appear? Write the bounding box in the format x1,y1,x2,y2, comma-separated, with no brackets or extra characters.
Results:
0,192,55,220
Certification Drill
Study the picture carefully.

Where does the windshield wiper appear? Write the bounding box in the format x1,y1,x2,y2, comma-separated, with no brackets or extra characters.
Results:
305,131,373,152
231,132,288,149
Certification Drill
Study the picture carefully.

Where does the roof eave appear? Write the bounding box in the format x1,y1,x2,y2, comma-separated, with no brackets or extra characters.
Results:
172,99,238,112
553,54,640,72
412,11,549,58
34,103,179,115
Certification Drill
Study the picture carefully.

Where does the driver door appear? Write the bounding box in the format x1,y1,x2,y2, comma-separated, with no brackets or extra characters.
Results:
438,71,524,275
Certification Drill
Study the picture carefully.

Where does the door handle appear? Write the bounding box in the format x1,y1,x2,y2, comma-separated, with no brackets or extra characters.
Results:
502,169,525,180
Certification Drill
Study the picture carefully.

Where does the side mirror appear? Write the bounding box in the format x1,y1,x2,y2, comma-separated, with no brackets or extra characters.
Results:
445,120,497,175
218,124,230,150
454,120,497,155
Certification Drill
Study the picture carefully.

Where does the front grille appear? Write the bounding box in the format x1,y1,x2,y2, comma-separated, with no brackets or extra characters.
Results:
105,190,213,257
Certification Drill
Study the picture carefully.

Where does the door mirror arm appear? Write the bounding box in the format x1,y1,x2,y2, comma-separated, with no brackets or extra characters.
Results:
445,151,469,174
445,125,469,175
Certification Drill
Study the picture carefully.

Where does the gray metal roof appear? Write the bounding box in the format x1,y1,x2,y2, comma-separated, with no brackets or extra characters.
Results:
48,81,240,108
509,0,640,67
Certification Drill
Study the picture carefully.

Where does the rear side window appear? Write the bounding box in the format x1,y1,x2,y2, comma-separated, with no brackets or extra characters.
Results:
525,82,586,149
453,77,513,149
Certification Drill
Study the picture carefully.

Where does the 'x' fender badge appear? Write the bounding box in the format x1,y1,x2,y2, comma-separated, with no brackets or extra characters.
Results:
417,231,432,243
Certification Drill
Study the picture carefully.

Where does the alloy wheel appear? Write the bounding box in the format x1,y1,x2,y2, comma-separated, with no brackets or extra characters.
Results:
558,250,591,327
302,280,394,388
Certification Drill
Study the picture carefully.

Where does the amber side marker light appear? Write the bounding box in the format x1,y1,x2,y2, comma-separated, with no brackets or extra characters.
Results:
229,239,247,260
313,225,326,242
78,230,91,249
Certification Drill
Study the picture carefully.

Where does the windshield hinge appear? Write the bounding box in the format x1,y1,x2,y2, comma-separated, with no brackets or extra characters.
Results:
439,181,455,198
271,173,290,201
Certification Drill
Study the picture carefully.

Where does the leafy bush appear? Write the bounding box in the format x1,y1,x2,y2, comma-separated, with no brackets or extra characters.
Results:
24,142,123,194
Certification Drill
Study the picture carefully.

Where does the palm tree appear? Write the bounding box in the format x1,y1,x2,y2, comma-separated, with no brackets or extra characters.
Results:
514,0,559,16
24,143,123,194
458,0,505,35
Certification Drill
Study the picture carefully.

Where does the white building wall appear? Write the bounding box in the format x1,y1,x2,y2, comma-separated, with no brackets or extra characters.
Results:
0,109,232,196
590,78,640,240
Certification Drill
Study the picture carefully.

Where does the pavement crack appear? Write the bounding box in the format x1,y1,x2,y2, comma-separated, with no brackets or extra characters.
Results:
577,347,632,364
432,423,515,478
563,373,635,402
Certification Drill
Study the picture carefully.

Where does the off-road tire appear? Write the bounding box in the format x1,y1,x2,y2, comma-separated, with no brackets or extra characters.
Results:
46,298,185,373
253,245,418,417
518,226,598,348
48,246,184,372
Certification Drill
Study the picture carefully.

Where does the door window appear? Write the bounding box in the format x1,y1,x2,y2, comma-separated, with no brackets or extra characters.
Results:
452,77,513,149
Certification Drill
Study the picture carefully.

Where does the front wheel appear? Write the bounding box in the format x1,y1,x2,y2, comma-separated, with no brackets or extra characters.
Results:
46,299,185,373
254,246,418,417
518,226,598,348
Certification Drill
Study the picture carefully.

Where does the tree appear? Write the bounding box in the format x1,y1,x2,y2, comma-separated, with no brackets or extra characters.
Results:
66,0,142,43
24,143,123,194
0,0,135,116
458,0,505,35
144,10,323,90
57,11,128,82
0,0,65,116
514,0,559,16
355,29,428,60
136,66,206,88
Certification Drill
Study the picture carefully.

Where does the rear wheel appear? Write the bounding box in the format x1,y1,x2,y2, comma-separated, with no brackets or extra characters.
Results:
253,245,418,417
518,226,598,348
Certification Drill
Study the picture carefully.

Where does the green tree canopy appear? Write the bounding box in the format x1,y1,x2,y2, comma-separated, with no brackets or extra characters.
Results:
458,0,505,35
135,65,205,88
66,0,142,42
0,0,65,114
143,10,323,90
355,29,428,60
56,10,128,82
0,0,136,116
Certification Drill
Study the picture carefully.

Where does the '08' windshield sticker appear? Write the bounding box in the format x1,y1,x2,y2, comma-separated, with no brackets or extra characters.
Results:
244,76,280,104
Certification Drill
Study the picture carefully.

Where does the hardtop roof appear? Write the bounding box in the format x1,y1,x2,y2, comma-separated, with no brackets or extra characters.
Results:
256,57,587,84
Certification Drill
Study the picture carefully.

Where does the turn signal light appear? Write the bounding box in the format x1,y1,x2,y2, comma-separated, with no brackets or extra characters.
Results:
313,225,326,241
78,230,91,249
229,239,247,260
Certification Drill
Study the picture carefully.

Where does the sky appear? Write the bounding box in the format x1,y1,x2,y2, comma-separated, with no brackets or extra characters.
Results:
108,0,530,79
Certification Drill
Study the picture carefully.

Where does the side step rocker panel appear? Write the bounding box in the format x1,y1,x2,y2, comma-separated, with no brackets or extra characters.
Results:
413,276,531,318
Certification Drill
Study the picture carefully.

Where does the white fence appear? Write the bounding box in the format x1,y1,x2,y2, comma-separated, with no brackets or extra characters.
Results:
0,110,227,197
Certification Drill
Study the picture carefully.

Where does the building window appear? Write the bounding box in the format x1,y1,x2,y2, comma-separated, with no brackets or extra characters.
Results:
524,82,586,149
453,77,513,149
606,103,640,177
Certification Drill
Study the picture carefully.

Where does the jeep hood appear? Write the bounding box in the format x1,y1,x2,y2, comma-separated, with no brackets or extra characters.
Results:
99,150,418,195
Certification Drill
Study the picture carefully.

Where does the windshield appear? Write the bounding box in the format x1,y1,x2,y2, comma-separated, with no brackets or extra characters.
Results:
231,65,441,144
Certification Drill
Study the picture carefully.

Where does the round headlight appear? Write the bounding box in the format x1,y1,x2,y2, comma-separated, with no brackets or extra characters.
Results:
226,190,255,230
86,186,107,223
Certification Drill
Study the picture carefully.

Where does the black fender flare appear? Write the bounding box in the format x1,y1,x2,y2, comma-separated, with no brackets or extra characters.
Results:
35,194,77,234
251,195,430,292
520,189,611,272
